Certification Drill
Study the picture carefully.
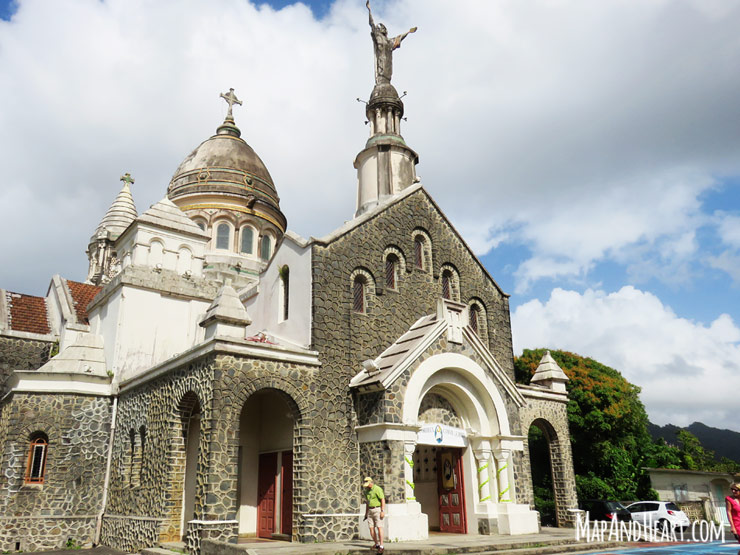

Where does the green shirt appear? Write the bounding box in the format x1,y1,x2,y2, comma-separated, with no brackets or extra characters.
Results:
364,484,385,508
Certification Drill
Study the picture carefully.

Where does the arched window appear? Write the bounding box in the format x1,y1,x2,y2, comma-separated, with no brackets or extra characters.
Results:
414,237,424,269
216,223,231,250
280,266,290,322
469,304,480,334
195,220,206,231
353,275,367,313
385,254,398,289
260,235,271,261
25,432,48,484
129,428,136,487
442,270,452,299
240,227,254,254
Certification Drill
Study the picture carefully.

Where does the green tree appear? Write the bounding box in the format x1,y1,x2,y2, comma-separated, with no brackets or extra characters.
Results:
516,349,659,501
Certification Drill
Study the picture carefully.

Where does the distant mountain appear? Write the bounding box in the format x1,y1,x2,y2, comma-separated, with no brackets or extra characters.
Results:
648,421,740,463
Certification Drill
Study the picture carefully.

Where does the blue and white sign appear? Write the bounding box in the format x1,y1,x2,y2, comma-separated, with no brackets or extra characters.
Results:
417,423,467,447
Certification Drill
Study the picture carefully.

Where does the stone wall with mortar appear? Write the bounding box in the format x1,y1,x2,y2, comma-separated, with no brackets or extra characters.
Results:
312,189,516,536
518,393,578,527
102,350,332,551
418,392,461,427
102,355,215,552
0,392,111,551
0,335,54,394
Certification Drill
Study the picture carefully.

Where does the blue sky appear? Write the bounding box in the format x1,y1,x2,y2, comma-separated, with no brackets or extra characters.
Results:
1,0,739,432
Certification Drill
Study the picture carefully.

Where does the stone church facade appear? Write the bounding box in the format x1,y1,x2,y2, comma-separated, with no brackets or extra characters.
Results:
0,26,578,554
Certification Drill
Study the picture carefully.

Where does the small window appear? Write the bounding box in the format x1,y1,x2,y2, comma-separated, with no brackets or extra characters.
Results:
353,276,366,313
385,254,398,289
414,237,424,269
25,433,48,484
216,223,231,250
260,235,271,261
280,266,289,321
240,227,254,254
442,270,452,299
196,221,206,231
469,304,480,334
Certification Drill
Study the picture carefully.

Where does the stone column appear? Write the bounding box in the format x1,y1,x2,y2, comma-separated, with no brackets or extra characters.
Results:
403,441,417,502
375,108,383,133
473,448,493,503
494,449,511,503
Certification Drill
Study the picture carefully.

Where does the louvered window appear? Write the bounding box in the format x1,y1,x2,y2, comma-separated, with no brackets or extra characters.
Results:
25,434,48,484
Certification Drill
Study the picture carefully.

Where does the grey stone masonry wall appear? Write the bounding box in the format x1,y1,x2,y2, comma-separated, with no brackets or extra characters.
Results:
0,335,54,394
103,355,215,552
518,393,578,527
313,188,515,383
0,392,111,551
311,189,516,536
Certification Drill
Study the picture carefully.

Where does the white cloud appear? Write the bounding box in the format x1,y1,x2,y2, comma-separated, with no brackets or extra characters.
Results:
512,286,740,430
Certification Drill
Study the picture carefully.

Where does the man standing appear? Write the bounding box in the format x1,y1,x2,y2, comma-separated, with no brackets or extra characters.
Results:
363,476,386,553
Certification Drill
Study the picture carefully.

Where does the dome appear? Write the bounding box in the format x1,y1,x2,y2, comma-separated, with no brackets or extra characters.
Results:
167,116,286,233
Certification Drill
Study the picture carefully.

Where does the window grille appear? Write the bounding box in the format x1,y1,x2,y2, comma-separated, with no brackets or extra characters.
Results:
385,255,397,289
414,237,424,269
216,223,230,250
353,276,366,313
470,304,480,334
25,434,48,484
442,271,451,299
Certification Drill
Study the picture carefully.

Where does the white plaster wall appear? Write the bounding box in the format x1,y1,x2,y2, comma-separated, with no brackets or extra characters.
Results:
245,236,311,348
390,149,415,194
117,223,206,277
91,285,208,382
650,472,729,503
356,150,379,210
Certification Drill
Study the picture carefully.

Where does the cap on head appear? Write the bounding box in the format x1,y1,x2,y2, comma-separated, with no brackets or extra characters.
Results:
363,476,373,486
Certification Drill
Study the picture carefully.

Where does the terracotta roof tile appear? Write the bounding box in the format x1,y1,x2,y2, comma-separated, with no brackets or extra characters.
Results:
6,292,51,335
65,280,102,325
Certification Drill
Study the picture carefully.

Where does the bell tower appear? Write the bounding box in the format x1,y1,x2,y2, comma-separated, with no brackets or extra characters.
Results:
354,2,419,217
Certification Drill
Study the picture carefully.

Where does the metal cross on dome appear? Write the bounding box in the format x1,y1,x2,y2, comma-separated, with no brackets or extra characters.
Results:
120,173,134,186
220,88,243,119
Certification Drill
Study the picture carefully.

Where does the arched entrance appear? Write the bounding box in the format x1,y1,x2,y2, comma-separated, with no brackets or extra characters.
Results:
527,421,555,526
181,395,201,538
237,389,296,540
400,353,534,536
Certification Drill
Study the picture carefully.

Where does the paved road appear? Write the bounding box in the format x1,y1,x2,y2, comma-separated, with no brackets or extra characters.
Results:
583,541,740,554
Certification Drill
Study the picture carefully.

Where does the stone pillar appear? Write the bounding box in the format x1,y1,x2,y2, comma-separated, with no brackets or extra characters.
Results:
494,449,511,503
375,108,383,133
403,441,416,502
474,448,493,503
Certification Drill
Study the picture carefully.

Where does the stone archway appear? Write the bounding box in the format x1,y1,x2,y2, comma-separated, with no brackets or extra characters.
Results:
236,388,301,540
527,419,556,526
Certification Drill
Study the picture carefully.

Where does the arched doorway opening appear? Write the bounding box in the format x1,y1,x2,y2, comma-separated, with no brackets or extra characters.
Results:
527,421,556,526
237,389,296,540
414,388,469,533
180,392,201,540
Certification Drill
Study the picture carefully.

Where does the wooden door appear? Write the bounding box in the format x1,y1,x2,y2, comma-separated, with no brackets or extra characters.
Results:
257,452,277,538
280,450,293,536
438,449,467,533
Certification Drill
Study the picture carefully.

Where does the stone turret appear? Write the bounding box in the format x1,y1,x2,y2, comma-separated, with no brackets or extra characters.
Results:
530,351,570,393
86,174,137,285
355,6,419,217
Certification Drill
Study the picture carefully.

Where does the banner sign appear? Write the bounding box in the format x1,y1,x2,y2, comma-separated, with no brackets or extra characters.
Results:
417,423,467,447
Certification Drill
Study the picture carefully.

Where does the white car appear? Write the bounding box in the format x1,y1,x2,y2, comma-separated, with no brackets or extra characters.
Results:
626,501,691,531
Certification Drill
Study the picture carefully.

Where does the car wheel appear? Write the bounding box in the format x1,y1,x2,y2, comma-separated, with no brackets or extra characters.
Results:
657,519,669,532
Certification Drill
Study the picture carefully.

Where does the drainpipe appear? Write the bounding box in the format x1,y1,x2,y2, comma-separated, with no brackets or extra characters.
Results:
95,393,119,545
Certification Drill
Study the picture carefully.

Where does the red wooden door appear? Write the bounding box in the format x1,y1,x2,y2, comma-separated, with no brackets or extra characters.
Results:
280,450,293,536
257,452,277,538
438,449,467,533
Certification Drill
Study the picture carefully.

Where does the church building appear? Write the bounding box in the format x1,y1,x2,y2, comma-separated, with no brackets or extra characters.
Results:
0,12,578,554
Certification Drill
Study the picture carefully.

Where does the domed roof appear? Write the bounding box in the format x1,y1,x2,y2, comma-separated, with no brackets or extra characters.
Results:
91,175,138,243
168,97,286,233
